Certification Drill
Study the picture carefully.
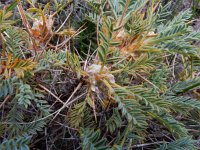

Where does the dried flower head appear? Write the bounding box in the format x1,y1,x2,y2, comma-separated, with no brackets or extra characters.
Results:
86,64,115,92
31,15,53,44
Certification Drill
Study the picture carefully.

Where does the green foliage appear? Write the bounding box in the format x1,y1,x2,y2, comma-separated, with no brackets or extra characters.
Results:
98,18,115,63
156,2,172,24
106,109,122,133
148,66,169,93
16,82,33,108
0,77,13,97
81,128,108,150
166,94,200,112
114,91,147,128
157,137,196,150
164,78,200,112
68,101,86,128
132,86,170,112
149,112,188,137
0,2,16,31
1,0,200,149
0,136,30,150
5,27,29,58
156,9,200,55
170,77,200,94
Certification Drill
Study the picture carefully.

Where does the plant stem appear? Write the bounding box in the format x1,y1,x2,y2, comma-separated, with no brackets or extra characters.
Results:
17,0,38,53
118,0,130,27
